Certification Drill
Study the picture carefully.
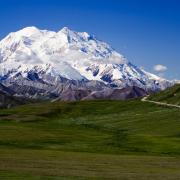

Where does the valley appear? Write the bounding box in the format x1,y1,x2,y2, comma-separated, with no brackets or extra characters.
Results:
0,0,179,179
0,26,179,179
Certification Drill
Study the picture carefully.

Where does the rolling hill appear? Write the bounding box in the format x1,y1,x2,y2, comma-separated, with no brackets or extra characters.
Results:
0,99,180,179
148,84,180,105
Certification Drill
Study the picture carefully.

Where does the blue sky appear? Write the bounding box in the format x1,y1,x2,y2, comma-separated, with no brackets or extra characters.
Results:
0,0,179,79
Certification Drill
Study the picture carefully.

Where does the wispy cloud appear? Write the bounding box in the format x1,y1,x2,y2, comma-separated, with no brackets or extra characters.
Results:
153,64,167,72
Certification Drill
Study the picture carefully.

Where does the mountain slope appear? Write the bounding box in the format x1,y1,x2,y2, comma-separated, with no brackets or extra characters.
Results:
0,26,172,99
0,82,39,108
54,86,147,101
0,83,28,108
148,84,180,105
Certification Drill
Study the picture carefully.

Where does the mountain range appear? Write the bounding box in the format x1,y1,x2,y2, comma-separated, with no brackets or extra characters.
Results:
0,26,173,101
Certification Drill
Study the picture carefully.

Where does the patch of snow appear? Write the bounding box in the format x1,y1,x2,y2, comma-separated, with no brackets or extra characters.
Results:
0,26,172,90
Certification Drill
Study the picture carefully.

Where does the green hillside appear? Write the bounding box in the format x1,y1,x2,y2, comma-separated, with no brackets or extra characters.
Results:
0,100,180,179
149,84,180,105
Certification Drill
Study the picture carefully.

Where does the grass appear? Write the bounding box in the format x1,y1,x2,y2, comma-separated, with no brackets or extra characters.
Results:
0,149,180,180
149,84,180,105
0,99,180,179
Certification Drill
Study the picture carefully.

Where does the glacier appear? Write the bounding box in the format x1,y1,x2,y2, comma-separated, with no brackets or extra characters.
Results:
0,26,173,99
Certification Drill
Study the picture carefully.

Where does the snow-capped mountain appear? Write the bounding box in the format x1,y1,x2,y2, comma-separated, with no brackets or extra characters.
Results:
0,26,172,99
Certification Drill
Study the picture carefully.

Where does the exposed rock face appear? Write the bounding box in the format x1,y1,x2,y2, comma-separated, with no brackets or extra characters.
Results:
0,83,24,108
0,26,173,100
54,86,148,101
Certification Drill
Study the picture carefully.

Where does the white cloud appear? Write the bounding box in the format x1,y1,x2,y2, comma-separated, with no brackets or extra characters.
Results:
153,64,167,72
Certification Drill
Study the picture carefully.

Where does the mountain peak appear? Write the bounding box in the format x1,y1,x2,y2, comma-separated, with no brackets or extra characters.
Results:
16,26,41,37
22,26,39,31
58,27,92,42
59,27,75,35
60,26,72,32
0,26,172,92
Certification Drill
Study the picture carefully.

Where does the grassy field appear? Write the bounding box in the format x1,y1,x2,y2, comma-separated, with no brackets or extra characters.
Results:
0,99,180,179
149,84,180,105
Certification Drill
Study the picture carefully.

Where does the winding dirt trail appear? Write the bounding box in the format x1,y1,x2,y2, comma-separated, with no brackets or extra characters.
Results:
141,96,180,109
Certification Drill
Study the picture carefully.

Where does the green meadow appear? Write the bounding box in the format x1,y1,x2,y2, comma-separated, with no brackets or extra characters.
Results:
149,84,180,105
0,99,180,179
